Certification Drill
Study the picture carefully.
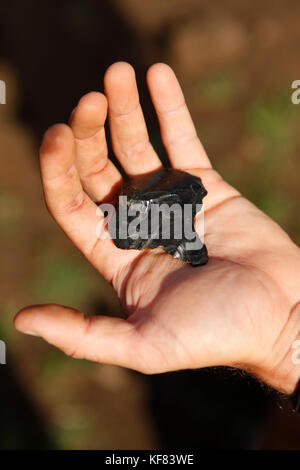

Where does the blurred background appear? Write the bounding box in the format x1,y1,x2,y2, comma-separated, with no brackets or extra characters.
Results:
0,0,300,450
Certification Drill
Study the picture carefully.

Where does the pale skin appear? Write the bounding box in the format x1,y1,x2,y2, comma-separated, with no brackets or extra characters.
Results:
14,62,300,394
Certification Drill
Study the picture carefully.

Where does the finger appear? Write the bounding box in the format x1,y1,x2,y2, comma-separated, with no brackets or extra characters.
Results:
40,124,135,281
104,62,162,175
147,63,211,170
14,304,140,370
70,92,122,202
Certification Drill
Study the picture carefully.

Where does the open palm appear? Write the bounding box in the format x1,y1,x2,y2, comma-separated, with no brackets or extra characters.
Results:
15,63,300,393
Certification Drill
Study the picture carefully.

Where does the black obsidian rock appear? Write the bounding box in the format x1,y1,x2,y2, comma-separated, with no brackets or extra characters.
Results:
109,168,208,266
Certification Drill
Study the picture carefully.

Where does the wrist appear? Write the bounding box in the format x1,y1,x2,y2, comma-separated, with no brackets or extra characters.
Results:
251,301,300,395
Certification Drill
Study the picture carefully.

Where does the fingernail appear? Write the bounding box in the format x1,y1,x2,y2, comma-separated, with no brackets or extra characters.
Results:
23,330,39,337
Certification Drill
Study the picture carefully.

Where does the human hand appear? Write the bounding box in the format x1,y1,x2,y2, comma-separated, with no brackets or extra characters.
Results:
14,62,300,394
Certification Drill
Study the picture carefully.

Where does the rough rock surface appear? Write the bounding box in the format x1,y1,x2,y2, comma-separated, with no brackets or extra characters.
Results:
110,168,208,266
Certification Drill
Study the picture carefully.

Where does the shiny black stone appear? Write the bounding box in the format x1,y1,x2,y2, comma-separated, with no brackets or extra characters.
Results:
110,168,208,266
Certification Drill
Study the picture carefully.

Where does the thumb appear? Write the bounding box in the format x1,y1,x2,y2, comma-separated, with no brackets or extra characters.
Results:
14,303,139,369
